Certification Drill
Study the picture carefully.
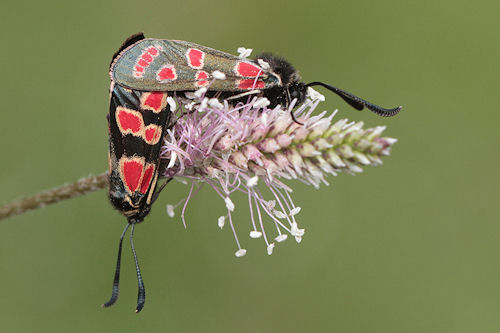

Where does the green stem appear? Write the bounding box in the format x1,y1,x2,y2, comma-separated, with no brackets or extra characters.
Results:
0,172,108,222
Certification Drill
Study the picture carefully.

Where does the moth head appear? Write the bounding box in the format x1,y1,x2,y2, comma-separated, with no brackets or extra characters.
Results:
108,171,151,223
255,53,401,117
288,81,307,106
256,52,301,86
255,53,307,107
126,206,151,224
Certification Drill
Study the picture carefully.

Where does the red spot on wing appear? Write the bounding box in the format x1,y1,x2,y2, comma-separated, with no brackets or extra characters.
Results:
140,164,155,194
147,47,158,56
144,127,156,142
144,124,162,144
141,53,153,63
195,71,209,87
196,71,208,80
122,159,144,192
117,108,143,134
236,62,263,77
157,65,177,81
195,81,209,87
238,79,265,89
186,48,204,69
134,45,161,78
142,92,166,112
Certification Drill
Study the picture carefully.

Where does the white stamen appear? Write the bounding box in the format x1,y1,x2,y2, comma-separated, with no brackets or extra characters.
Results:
166,204,175,218
167,152,177,169
237,47,252,58
212,71,226,80
289,207,301,216
194,87,207,98
225,197,235,211
307,87,325,102
212,70,226,80
266,200,276,210
261,113,268,126
218,216,225,229
385,138,398,145
267,243,275,255
368,126,386,139
342,121,355,130
208,98,224,109
249,230,262,238
199,97,208,111
257,59,270,70
246,176,259,187
235,249,247,257
166,97,177,111
275,234,288,242
253,97,270,109
273,210,287,219
290,222,305,236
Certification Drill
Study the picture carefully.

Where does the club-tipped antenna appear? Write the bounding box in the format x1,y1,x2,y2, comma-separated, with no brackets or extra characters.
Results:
130,223,146,313
102,223,130,308
306,81,402,117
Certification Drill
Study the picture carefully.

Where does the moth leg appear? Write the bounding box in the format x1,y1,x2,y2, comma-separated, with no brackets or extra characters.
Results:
151,177,173,204
290,110,304,125
225,89,261,101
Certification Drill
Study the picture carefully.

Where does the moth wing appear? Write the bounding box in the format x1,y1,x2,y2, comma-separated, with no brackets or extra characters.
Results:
108,84,172,210
110,39,280,92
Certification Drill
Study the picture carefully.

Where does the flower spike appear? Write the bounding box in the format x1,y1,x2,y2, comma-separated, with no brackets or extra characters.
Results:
159,92,397,256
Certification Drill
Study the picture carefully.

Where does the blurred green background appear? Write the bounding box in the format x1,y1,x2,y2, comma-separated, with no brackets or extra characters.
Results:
0,0,498,332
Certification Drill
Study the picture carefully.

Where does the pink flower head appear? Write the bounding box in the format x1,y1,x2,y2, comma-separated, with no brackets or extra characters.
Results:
159,86,397,257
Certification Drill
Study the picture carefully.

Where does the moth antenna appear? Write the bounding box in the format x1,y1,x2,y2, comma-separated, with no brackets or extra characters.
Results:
102,223,130,308
130,223,146,313
306,82,402,117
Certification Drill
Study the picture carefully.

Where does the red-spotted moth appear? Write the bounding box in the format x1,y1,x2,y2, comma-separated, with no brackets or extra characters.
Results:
103,32,401,313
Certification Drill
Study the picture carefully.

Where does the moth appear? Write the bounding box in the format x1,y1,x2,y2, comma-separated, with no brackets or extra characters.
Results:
103,32,401,313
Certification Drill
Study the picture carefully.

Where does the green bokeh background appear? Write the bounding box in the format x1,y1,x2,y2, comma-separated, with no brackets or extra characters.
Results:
0,0,498,332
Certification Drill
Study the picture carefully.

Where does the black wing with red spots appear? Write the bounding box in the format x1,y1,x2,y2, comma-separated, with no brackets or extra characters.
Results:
107,83,171,223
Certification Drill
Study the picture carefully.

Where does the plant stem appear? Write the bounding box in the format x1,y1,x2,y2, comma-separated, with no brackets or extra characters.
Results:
0,172,108,222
